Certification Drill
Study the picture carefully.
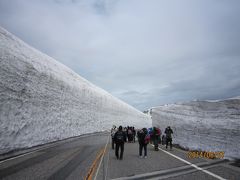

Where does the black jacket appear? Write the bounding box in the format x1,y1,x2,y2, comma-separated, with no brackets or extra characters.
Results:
165,128,173,139
137,129,147,144
114,130,126,143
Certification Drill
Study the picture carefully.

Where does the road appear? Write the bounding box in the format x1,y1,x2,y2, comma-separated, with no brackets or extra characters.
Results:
98,142,240,180
0,133,239,180
0,133,109,180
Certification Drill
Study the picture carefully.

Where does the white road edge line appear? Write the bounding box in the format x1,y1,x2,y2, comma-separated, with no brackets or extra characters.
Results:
94,135,110,180
0,140,73,164
104,138,111,180
0,151,37,164
151,145,226,180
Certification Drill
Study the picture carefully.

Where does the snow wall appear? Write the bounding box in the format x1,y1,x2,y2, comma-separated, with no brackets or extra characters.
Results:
0,27,151,154
151,98,240,159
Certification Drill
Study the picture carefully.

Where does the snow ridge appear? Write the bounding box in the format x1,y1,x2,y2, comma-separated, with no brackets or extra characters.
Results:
151,99,240,159
0,26,151,154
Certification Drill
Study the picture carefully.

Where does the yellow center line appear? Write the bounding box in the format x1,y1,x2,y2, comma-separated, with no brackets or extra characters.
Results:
94,135,110,180
84,148,104,180
85,135,110,180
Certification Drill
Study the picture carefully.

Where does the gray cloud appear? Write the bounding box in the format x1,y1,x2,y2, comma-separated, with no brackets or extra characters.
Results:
0,0,240,110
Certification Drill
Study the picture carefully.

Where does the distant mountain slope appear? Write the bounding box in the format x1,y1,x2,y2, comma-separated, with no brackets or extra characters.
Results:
0,27,151,154
151,98,240,159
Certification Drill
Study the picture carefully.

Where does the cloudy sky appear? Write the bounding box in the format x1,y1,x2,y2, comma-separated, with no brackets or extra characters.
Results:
0,0,240,110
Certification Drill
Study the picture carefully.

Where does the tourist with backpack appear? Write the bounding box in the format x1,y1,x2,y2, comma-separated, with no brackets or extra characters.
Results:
165,126,173,150
128,127,133,142
157,127,162,144
114,126,126,160
152,127,161,151
137,128,150,158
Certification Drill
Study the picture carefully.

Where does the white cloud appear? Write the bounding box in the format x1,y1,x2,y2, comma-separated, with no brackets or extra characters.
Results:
0,0,240,110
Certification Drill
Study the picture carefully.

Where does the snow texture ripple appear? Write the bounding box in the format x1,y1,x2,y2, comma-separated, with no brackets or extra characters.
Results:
151,98,240,159
0,27,152,154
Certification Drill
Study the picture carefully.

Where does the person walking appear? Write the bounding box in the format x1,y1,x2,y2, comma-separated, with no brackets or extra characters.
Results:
111,125,117,149
137,128,150,158
123,127,127,142
128,127,133,142
114,126,126,160
132,127,136,143
165,126,173,150
152,127,160,151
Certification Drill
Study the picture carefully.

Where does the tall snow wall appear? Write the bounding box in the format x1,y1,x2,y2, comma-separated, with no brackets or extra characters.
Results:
0,27,151,154
151,98,240,159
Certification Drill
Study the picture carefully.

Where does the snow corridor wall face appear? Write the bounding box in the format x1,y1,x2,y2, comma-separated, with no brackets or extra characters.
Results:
151,100,240,159
0,27,151,154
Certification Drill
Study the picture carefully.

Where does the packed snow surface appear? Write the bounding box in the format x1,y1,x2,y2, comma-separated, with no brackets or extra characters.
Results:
151,98,240,159
0,27,151,154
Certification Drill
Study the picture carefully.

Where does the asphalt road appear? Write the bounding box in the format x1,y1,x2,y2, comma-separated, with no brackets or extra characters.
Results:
0,133,240,180
96,141,240,180
0,133,109,180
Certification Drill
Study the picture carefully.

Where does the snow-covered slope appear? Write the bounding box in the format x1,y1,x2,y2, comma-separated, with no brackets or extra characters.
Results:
151,98,240,159
0,27,151,154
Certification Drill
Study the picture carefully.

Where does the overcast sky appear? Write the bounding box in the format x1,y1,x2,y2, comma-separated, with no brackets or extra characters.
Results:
0,0,240,110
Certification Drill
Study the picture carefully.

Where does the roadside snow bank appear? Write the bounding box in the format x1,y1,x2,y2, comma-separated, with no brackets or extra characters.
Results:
0,27,151,154
151,98,240,159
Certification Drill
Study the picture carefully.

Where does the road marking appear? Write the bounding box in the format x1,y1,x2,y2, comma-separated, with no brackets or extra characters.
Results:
151,145,226,180
0,140,69,164
104,143,111,180
94,135,110,180
84,148,104,180
0,151,38,164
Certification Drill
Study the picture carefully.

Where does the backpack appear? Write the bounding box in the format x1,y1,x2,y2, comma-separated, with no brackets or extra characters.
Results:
144,134,150,144
165,128,173,139
128,129,132,135
115,131,124,143
138,130,144,141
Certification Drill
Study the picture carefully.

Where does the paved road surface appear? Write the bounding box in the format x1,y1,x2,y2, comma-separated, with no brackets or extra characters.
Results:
0,133,239,180
0,133,109,180
97,141,240,180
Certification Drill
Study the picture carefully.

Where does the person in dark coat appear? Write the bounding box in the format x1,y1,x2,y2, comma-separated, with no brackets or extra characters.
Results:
152,127,160,151
165,126,173,150
137,128,149,158
127,127,133,142
132,127,136,143
114,126,126,160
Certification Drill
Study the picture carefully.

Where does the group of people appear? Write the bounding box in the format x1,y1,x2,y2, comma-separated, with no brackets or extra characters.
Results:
110,125,137,160
150,126,174,150
111,125,174,160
